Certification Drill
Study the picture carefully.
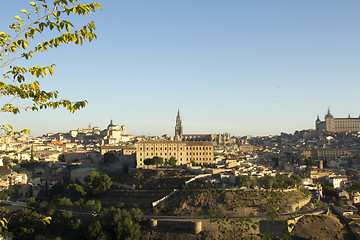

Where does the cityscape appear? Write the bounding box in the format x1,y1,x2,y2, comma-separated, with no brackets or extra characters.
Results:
2,0,360,239
1,109,360,239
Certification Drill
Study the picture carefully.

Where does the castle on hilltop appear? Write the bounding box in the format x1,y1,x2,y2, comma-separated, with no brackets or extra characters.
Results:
316,108,360,132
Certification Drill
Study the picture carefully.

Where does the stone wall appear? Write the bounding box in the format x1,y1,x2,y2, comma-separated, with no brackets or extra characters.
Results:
150,219,202,234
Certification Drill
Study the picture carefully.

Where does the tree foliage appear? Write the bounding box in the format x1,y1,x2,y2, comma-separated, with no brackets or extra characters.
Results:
7,209,49,240
66,183,86,200
103,150,117,164
210,206,258,240
167,156,177,166
0,0,101,136
144,156,164,166
95,207,141,240
85,171,112,195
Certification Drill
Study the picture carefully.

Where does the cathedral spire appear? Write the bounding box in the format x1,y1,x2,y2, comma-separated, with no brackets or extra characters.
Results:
175,110,183,140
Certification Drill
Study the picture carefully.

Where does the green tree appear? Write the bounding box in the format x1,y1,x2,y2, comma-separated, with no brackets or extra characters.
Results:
59,210,73,219
235,175,250,188
88,220,106,240
85,199,101,212
0,0,101,136
98,207,141,240
168,156,177,166
144,156,164,166
85,171,112,195
27,197,37,207
56,196,73,208
7,209,48,240
153,156,164,166
66,183,86,201
49,182,64,198
143,158,153,166
2,157,11,165
103,150,117,164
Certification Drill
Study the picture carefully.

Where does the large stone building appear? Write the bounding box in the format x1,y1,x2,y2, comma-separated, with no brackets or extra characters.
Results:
316,108,360,132
136,140,214,167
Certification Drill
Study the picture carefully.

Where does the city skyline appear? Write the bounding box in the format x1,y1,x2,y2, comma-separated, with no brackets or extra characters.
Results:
2,1,360,137
11,108,360,138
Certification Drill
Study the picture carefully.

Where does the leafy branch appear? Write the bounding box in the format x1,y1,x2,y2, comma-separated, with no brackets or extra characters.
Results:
0,0,101,136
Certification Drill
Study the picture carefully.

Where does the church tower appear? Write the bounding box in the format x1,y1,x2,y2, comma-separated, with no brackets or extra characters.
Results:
175,110,183,140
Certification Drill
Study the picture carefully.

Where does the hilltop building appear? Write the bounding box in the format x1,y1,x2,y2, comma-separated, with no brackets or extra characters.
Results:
316,108,360,132
136,140,214,167
174,110,231,144
100,120,128,145
69,123,101,138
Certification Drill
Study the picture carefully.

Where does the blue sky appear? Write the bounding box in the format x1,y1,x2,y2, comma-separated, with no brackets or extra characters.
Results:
1,0,360,137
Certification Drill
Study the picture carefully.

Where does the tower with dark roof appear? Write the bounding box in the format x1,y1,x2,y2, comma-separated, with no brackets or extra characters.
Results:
175,110,183,140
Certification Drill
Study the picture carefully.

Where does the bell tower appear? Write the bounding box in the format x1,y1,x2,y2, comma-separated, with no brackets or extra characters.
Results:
175,109,183,140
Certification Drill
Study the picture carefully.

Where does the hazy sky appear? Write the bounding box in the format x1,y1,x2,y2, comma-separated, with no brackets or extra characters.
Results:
1,1,360,137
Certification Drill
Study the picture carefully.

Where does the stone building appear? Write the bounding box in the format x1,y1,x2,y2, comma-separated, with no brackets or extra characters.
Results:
316,108,360,132
174,110,231,145
100,145,136,156
135,140,214,167
101,120,127,145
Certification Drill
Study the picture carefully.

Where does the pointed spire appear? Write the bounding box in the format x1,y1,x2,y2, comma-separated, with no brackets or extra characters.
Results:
175,109,183,139
326,107,333,118
348,113,351,118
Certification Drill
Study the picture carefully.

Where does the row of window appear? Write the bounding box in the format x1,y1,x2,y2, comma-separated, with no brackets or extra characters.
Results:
139,152,183,156
138,146,212,151
138,157,212,162
139,151,212,156
139,147,183,151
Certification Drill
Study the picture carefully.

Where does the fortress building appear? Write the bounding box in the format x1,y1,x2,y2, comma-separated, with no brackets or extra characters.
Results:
316,108,360,132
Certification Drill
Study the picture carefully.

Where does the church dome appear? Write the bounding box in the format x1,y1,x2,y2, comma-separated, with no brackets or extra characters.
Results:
108,120,115,128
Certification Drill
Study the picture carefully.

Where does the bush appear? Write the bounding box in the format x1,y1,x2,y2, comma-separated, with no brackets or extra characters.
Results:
56,197,73,208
